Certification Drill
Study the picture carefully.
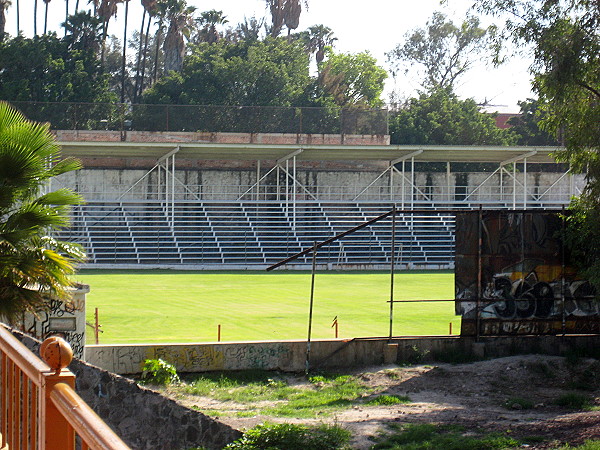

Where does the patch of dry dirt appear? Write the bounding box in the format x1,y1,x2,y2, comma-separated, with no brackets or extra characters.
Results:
164,355,600,449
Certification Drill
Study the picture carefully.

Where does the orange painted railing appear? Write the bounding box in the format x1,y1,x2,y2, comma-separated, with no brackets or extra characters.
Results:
0,326,129,449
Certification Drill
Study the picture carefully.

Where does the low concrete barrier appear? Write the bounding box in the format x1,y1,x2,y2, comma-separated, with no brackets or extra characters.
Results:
85,334,600,375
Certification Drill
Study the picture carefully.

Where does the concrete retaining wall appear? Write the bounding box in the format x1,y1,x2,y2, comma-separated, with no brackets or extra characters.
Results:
85,335,600,375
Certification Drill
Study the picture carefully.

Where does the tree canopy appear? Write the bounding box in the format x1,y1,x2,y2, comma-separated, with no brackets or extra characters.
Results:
475,0,600,286
387,11,496,91
389,88,515,146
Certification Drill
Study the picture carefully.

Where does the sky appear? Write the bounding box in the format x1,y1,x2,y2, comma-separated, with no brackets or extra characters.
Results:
8,0,534,112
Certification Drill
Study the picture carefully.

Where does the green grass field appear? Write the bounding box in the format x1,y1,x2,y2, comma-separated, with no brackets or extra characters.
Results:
74,270,457,344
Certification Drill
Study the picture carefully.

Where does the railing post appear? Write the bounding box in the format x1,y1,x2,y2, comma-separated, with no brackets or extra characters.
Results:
39,337,76,450
41,371,76,450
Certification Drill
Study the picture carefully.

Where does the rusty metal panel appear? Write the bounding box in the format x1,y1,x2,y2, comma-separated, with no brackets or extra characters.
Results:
455,211,599,336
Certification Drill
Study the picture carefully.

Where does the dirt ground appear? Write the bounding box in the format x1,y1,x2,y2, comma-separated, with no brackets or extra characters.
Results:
167,355,600,449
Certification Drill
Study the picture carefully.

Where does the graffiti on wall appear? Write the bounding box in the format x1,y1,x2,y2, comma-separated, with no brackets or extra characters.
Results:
455,211,598,335
23,287,88,359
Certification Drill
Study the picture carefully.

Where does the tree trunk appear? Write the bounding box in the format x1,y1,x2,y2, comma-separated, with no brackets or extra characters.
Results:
139,17,152,96
121,0,129,103
133,9,146,103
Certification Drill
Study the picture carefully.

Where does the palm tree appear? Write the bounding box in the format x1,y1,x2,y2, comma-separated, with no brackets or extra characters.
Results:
43,0,50,33
195,9,227,44
0,102,85,323
306,24,336,63
62,11,103,53
97,0,122,65
133,0,157,101
0,0,10,39
266,0,307,37
162,0,195,73
34,0,38,35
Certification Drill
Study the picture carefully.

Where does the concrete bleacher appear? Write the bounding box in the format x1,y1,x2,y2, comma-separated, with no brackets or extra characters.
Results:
57,200,456,269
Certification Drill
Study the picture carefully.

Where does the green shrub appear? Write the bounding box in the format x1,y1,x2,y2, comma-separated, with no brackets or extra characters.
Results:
224,423,350,449
555,392,591,409
140,358,180,385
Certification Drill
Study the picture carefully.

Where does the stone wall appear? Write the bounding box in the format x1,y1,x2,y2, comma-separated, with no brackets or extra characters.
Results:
11,329,241,450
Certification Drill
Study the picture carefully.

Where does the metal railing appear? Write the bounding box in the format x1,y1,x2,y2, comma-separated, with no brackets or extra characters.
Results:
0,326,129,449
61,181,580,206
9,101,389,136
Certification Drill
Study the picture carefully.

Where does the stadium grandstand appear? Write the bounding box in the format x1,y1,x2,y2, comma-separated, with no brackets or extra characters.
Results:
32,102,582,270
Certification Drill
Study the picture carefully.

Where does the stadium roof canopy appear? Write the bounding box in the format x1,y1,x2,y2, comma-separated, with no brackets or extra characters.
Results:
59,142,563,164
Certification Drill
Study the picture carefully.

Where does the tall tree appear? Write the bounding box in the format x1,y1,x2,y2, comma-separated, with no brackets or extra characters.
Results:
387,11,496,91
302,24,335,64
162,0,195,73
266,0,306,37
508,98,560,146
133,0,157,101
475,0,600,286
43,0,50,34
316,50,387,107
0,0,10,38
0,101,85,322
194,9,227,44
63,11,103,53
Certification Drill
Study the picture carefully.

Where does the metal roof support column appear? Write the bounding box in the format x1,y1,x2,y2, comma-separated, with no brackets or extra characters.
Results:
390,163,394,202
513,163,516,209
446,162,451,205
256,160,261,201
171,153,176,228
277,165,280,201
285,159,289,218
411,157,415,210
293,155,297,231
401,160,405,209
500,163,504,205
523,157,527,210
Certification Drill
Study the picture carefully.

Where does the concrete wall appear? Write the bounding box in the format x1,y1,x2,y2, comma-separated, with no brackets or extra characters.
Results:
12,329,241,450
55,130,390,146
85,335,600,375
55,166,584,204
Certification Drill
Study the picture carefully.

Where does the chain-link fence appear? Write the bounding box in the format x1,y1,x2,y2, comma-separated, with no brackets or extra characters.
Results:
9,102,388,135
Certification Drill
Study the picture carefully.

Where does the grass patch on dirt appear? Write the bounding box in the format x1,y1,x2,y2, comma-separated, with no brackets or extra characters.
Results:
366,394,411,406
178,370,373,418
371,423,532,449
224,423,351,449
74,270,456,344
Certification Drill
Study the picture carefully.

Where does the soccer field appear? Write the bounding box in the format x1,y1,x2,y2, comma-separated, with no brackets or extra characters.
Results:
74,270,457,344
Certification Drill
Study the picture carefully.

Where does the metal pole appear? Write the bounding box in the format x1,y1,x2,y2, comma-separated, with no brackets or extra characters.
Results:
305,242,317,375
171,154,175,227
561,207,566,334
476,207,482,341
523,157,527,210
94,308,99,345
389,206,396,340
256,160,261,201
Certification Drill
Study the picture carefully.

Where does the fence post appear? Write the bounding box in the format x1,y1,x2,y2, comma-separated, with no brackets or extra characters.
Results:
39,338,76,450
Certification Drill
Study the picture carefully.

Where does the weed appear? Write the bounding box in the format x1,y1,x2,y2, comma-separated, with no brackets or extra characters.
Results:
555,392,591,409
405,345,430,365
558,440,600,449
384,370,400,380
224,423,351,449
503,397,534,410
139,359,179,385
371,423,524,449
528,361,556,379
366,394,411,406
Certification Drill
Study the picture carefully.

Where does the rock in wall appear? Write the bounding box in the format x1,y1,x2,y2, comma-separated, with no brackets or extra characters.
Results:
11,329,241,450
